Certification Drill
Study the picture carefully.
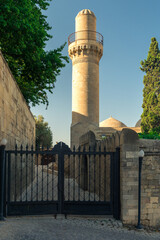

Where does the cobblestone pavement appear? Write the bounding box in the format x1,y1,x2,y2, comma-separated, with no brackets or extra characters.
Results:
0,216,160,240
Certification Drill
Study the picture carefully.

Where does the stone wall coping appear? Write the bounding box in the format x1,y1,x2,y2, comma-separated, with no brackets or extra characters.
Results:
120,128,139,145
139,138,160,148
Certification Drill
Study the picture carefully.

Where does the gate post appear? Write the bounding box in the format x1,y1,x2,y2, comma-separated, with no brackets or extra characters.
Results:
113,147,120,220
58,144,64,214
0,139,7,221
120,129,139,225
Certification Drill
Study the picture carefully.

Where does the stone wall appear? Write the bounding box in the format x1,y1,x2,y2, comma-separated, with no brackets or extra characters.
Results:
79,129,160,227
119,130,160,227
0,51,35,149
71,122,98,148
71,121,141,149
0,51,35,201
79,131,112,202
139,139,160,227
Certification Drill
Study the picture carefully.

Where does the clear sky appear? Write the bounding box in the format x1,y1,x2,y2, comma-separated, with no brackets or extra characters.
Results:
31,0,160,146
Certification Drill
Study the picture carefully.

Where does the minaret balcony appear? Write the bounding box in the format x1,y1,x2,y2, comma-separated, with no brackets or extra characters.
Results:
68,30,103,46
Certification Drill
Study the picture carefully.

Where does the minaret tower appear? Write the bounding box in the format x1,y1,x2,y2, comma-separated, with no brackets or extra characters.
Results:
68,9,103,147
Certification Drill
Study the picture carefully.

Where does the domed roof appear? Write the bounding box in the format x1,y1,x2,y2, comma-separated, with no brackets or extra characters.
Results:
100,116,127,128
135,119,141,127
77,9,95,18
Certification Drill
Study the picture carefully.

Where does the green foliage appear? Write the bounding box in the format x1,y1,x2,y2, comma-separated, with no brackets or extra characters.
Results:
35,115,53,148
0,0,69,106
140,37,160,134
138,131,160,140
101,135,106,140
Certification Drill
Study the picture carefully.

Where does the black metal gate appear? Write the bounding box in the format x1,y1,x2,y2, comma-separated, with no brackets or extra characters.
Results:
5,142,120,219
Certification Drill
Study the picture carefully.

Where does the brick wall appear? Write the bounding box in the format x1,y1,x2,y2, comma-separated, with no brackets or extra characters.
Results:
0,51,35,149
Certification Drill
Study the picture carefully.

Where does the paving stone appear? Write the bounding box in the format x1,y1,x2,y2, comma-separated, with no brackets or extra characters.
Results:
0,216,160,240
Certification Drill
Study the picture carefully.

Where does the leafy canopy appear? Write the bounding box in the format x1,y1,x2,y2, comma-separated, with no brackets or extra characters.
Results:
35,115,53,148
140,37,160,134
0,0,69,106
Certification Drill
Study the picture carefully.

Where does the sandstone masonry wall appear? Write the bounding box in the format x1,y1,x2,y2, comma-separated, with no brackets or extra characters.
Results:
119,130,160,227
139,139,160,227
103,129,160,227
0,51,35,149
79,129,160,227
79,131,114,203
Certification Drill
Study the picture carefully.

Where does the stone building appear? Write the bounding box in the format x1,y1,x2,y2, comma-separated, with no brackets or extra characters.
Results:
68,9,141,148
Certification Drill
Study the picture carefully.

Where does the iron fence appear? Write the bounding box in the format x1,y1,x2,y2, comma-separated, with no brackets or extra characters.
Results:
3,142,120,219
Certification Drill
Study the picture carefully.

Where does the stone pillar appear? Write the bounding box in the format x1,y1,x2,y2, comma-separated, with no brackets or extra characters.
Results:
68,9,103,147
120,128,139,225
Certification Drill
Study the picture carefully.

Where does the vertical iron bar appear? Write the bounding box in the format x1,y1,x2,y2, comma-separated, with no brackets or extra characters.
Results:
113,151,116,218
31,145,34,201
104,153,106,201
41,146,44,201
47,146,49,201
52,153,54,201
94,153,96,201
68,154,70,201
20,145,23,201
89,147,91,201
99,155,102,201
83,147,85,201
110,153,113,213
7,153,11,205
14,145,17,202
61,150,64,212
73,154,75,201
25,145,28,201
58,144,64,214
36,148,39,201
78,147,80,201
3,153,7,218
99,149,101,201
0,145,6,220
113,148,120,220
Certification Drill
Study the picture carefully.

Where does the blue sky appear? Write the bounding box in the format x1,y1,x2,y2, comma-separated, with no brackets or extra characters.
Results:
31,0,160,146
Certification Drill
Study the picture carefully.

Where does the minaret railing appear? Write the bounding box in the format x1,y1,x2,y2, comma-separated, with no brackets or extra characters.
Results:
68,30,104,46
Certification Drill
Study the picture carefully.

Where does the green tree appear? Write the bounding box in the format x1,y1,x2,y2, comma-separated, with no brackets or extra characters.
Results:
35,115,53,148
140,37,160,134
0,0,69,106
